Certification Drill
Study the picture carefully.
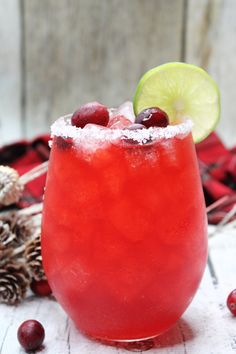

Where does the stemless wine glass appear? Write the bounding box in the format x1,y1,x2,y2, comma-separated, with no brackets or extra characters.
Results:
41,115,207,342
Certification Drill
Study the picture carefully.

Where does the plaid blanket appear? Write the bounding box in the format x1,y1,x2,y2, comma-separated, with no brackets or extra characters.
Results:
1,133,235,224
0,135,50,208
196,133,236,224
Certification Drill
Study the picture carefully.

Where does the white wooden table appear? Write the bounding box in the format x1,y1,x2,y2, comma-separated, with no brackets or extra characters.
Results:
1,225,236,354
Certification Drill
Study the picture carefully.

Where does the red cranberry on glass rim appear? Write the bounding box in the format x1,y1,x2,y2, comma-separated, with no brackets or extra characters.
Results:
136,107,169,128
56,136,73,150
71,102,109,128
127,123,146,130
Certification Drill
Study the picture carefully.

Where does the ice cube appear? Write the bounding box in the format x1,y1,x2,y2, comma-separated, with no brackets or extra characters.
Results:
75,123,110,152
108,115,132,129
110,101,135,123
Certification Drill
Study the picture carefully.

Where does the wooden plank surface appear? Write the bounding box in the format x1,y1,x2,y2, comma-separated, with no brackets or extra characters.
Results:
1,0,236,146
1,226,236,353
209,224,236,350
0,0,22,145
22,0,184,138
186,0,236,147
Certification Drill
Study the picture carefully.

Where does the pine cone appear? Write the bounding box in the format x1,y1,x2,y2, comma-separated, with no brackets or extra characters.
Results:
0,213,34,248
25,234,45,281
0,262,30,305
0,247,13,266
0,220,15,266
0,220,15,248
0,166,23,205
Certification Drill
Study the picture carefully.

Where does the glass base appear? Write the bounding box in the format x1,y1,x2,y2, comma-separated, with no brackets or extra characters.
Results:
110,334,158,342
95,334,158,351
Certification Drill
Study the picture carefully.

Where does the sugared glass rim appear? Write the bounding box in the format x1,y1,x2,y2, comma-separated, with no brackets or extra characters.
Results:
51,114,193,145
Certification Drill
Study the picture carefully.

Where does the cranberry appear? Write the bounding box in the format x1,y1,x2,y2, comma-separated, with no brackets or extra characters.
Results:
17,320,45,351
127,123,146,130
108,115,131,129
30,279,52,297
71,102,109,128
136,107,169,128
55,136,72,150
227,289,236,316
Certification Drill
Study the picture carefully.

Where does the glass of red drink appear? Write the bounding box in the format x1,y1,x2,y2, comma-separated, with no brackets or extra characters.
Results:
41,111,207,342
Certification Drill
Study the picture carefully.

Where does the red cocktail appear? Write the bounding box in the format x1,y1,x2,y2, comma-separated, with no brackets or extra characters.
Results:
41,111,207,341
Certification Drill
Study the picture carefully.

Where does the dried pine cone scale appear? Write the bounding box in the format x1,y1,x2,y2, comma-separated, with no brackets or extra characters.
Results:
25,234,46,281
0,166,23,206
0,263,30,305
0,247,13,265
0,213,34,248
10,214,33,240
0,162,48,207
0,220,16,247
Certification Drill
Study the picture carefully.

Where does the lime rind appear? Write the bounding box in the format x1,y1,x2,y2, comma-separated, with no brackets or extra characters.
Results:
133,62,220,143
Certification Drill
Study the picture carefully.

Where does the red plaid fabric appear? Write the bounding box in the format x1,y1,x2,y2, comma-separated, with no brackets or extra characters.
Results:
0,135,50,208
196,133,236,224
1,132,236,224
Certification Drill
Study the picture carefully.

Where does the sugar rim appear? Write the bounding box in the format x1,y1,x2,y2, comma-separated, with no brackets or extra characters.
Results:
51,114,193,145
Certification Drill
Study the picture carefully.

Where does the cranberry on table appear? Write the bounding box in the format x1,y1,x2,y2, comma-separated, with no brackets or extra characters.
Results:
71,102,109,128
17,320,45,351
136,107,169,128
30,279,52,297
227,289,236,316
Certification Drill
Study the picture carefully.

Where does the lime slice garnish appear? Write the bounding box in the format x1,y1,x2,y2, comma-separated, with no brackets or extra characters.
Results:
133,62,220,143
